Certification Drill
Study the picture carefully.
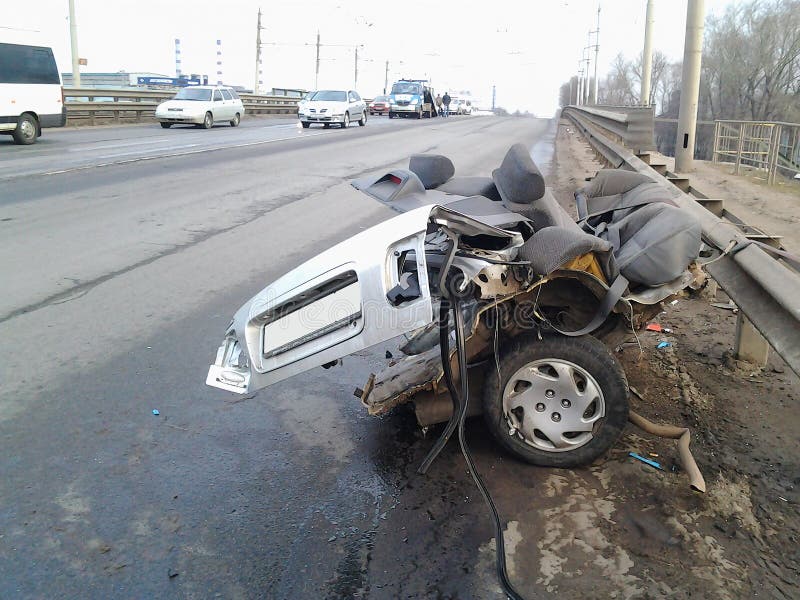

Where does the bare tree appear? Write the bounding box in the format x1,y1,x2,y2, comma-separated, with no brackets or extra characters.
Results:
600,53,637,105
703,0,800,121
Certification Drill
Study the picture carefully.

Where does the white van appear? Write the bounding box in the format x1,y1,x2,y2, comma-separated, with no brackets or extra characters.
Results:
0,28,66,145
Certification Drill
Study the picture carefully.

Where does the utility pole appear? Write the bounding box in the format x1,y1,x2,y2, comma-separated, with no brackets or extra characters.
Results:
675,0,705,172
641,0,655,106
492,84,496,111
592,4,601,104
384,60,389,94
354,45,358,89
584,37,592,105
68,0,81,87
254,8,262,94
314,31,320,90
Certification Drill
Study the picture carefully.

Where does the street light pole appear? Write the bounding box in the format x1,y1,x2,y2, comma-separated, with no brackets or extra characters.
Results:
384,60,389,94
641,0,655,106
354,45,358,89
68,0,81,87
675,0,705,172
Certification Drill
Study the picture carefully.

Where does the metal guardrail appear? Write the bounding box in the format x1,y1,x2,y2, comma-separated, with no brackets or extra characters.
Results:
565,105,656,154
563,105,800,377
63,87,301,125
711,120,800,185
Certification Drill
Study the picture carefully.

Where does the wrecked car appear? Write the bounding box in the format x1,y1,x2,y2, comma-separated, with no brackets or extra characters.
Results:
207,143,703,468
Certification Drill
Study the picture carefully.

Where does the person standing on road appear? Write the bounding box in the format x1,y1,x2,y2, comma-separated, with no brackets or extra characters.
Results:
435,93,443,116
442,92,451,117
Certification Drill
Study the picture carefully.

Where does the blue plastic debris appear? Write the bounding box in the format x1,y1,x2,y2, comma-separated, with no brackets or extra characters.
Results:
629,452,664,470
657,341,671,349
152,409,160,416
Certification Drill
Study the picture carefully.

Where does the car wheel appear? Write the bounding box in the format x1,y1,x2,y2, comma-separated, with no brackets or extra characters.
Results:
230,113,240,127
201,112,213,129
323,123,330,128
301,122,310,128
12,113,38,145
160,122,172,129
482,334,629,468
358,110,367,126
389,112,395,119
342,112,350,128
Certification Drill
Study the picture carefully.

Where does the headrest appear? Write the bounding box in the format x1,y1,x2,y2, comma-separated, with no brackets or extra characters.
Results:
492,144,546,205
408,154,456,189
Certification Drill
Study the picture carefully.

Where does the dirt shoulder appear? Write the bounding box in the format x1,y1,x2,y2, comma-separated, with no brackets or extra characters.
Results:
670,157,800,255
512,119,800,599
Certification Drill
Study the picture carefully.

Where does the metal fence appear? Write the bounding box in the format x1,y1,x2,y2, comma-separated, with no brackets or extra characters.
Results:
63,88,301,126
712,120,800,185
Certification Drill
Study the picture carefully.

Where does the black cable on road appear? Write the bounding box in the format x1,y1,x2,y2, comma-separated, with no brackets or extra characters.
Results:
452,301,526,600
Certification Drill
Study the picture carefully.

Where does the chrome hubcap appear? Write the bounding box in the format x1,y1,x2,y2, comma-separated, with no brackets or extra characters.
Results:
502,358,605,452
20,120,35,138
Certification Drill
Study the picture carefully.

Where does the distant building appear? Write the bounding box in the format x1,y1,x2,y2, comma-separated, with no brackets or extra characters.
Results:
61,71,171,88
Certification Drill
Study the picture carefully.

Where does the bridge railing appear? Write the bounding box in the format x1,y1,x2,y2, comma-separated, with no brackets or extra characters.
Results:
712,120,800,184
63,88,301,126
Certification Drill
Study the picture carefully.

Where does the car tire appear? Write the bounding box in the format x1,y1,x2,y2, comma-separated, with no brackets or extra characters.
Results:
323,123,330,128
482,334,629,468
12,113,38,145
342,112,350,128
301,122,310,128
358,110,367,126
389,112,395,119
160,122,172,129
201,112,213,129
230,113,240,127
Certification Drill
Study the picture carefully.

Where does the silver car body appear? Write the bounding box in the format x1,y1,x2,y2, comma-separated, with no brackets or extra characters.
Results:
298,89,366,126
206,205,523,394
155,85,244,125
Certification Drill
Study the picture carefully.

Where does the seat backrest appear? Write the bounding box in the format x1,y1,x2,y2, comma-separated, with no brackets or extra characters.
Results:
436,176,501,201
603,202,702,286
504,189,583,234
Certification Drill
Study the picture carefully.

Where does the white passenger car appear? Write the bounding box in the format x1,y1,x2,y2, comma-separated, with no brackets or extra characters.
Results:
297,90,367,129
0,28,66,145
155,85,244,129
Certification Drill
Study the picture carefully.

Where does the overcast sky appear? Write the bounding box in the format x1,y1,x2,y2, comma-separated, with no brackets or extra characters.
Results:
3,0,737,114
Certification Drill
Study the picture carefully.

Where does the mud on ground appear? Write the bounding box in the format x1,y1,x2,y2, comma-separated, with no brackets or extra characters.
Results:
512,120,800,599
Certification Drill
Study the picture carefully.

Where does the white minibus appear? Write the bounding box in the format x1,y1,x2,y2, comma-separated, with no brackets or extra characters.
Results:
0,28,66,145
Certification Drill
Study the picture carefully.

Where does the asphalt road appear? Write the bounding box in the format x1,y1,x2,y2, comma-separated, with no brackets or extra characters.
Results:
0,114,554,598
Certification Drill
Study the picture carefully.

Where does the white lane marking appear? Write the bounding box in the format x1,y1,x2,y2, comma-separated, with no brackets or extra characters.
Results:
67,137,171,152
38,132,327,177
99,143,200,158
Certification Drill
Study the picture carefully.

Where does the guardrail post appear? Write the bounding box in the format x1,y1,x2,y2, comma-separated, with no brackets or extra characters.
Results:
711,121,720,163
735,313,770,367
768,125,781,185
734,123,745,175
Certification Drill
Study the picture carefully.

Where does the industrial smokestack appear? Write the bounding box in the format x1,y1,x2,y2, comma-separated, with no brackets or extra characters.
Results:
175,38,182,79
216,39,223,85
